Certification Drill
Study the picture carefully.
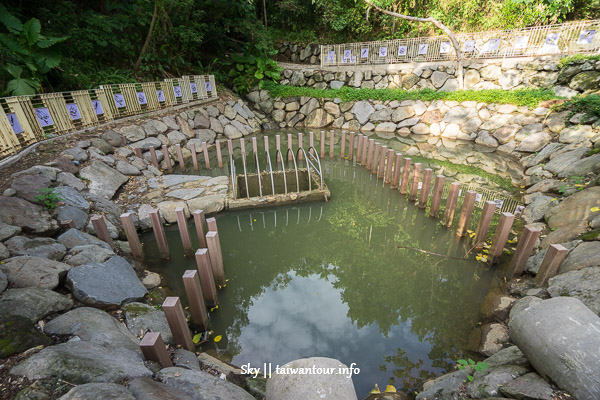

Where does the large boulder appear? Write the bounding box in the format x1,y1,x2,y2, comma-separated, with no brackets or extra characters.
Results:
351,101,375,125
0,287,73,322
547,267,600,315
559,242,600,274
266,357,358,400
304,109,334,128
546,187,600,229
569,71,600,91
63,245,115,267
58,228,111,250
0,197,57,234
59,383,135,400
187,194,226,214
0,256,71,289
0,313,52,358
10,341,152,384
120,125,146,142
123,302,174,345
0,221,21,241
509,297,600,399
79,161,128,199
4,236,66,260
158,367,254,400
128,377,192,400
11,173,52,203
67,256,147,308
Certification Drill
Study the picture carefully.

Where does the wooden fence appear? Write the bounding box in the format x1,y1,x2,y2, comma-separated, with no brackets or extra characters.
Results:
321,19,600,67
0,75,217,158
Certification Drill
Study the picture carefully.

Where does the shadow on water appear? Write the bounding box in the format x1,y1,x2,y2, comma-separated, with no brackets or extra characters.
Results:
141,155,508,397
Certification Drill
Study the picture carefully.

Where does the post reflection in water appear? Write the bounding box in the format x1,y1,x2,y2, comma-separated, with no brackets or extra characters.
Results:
141,158,505,397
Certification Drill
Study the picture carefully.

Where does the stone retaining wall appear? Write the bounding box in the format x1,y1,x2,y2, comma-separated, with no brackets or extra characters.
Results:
275,42,320,64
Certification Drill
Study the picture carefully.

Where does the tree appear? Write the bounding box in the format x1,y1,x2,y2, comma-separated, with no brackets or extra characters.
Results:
135,0,162,72
363,0,464,89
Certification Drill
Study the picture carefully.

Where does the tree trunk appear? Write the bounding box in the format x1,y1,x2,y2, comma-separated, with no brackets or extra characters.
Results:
363,0,464,89
263,0,268,28
134,0,159,72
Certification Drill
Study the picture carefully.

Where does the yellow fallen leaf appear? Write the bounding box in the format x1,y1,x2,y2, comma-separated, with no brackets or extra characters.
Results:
370,384,380,394
193,333,202,344
385,385,397,393
591,207,600,212
214,335,223,343
482,249,489,254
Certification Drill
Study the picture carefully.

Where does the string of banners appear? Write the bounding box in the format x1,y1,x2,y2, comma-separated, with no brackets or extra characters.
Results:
324,24,598,65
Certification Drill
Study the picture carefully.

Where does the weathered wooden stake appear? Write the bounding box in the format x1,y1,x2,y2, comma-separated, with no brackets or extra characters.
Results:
120,213,143,259
329,130,334,159
252,136,258,161
456,190,477,237
489,212,515,263
418,168,433,208
175,207,193,255
227,139,233,157
190,143,199,171
362,137,370,165
534,244,569,286
378,145,387,179
162,297,194,351
161,145,173,173
176,144,185,169
140,332,172,368
340,131,346,159
149,209,169,259
195,248,218,305
399,158,412,194
309,131,314,151
474,201,496,249
192,209,207,248
287,133,293,161
216,140,223,168
391,153,402,189
91,215,114,248
429,175,445,218
134,147,143,159
408,163,422,201
149,146,160,169
320,131,325,159
384,149,394,184
507,226,541,278
202,141,210,169
206,231,226,286
276,135,281,163
206,217,218,233
182,270,208,329
356,134,363,162
297,133,304,160
442,182,461,226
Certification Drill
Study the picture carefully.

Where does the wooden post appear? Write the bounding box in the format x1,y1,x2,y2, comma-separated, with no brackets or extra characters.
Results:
206,231,225,286
456,190,477,237
175,207,193,255
408,163,422,201
507,226,541,278
309,131,314,150
140,332,172,368
176,144,185,169
356,134,363,163
206,217,218,233
251,136,258,163
287,133,293,161
329,130,334,159
134,147,143,159
391,153,402,190
264,135,269,164
149,146,160,169
162,297,194,351
240,138,246,163
371,142,381,174
149,209,169,259
534,244,569,286
202,141,210,169
161,145,173,173
182,270,208,329
276,135,281,163
190,143,199,171
418,168,433,208
429,175,445,217
340,131,346,159
474,201,496,249
362,137,370,165
297,133,303,160
195,249,218,305
384,149,394,184
216,140,223,168
192,210,207,248
378,145,387,179
91,215,114,249
399,158,412,194
320,131,325,159
349,132,355,160
442,182,461,226
120,213,143,260
227,139,233,157
489,212,515,263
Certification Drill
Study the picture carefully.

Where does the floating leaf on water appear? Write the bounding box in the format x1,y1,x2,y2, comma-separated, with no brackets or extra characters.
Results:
193,333,202,344
214,335,223,343
370,384,380,394
385,385,397,393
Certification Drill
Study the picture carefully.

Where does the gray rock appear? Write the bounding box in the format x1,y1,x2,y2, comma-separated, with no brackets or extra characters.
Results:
466,365,531,398
89,138,114,155
553,86,579,99
163,116,179,130
545,111,570,133
0,270,6,293
123,302,173,344
173,349,200,371
57,172,87,192
11,165,61,181
129,137,162,151
166,188,205,200
330,80,345,89
475,131,499,147
67,256,146,308
79,161,128,199
546,186,600,229
484,345,530,369
197,353,242,375
351,101,375,125
480,114,512,130
479,323,510,356
45,307,140,353
521,193,554,224
0,242,7,260
57,205,89,229
559,124,595,144
493,125,519,144
515,132,551,152
299,98,319,116
167,130,186,145
499,372,553,400
439,78,459,92
58,229,111,250
416,369,469,400
525,240,581,275
509,297,600,399
194,129,217,144
559,242,600,274
187,194,226,214
392,106,416,123
58,383,135,400
120,125,146,142
11,174,52,203
266,357,357,400
0,256,71,289
116,161,141,176
540,220,588,248
63,245,115,267
55,186,91,211
11,341,151,384
158,367,255,400
431,71,450,88
305,109,334,128
0,221,21,241
569,71,600,91
0,313,51,358
557,153,600,178
224,124,243,139
548,267,600,315
0,287,73,322
128,377,193,400
5,236,66,260
443,106,478,124
61,147,89,162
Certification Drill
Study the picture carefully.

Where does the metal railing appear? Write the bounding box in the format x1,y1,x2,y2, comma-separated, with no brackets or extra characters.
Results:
0,75,218,157
321,19,600,67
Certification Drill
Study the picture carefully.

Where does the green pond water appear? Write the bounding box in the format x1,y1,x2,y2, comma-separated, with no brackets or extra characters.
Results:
141,153,509,397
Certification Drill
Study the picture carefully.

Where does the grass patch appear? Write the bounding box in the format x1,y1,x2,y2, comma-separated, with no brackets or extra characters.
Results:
409,155,515,192
263,81,559,108
559,54,600,69
554,94,600,123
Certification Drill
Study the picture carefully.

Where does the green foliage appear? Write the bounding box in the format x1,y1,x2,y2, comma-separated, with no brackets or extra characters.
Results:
554,94,600,123
263,82,558,108
34,188,62,210
457,358,489,382
0,4,67,95
559,54,600,69
227,44,282,94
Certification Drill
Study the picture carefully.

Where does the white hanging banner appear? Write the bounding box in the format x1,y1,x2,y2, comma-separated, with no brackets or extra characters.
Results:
439,42,451,54
137,92,147,105
173,86,182,98
494,199,504,209
343,49,351,60
577,30,596,45
91,100,104,115
360,48,369,58
205,81,212,92
190,82,198,94
327,51,335,63
514,36,529,50
475,193,483,203
351,56,356,63
113,94,126,108
66,103,82,120
6,113,23,134
418,43,428,55
35,108,54,127
481,38,501,53
542,33,560,53
398,45,407,56
379,46,388,57
156,90,166,102
463,40,475,52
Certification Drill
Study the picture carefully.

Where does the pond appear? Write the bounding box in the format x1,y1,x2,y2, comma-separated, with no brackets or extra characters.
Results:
141,134,510,396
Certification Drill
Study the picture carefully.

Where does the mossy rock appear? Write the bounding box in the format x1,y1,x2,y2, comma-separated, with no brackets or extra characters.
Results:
579,228,600,241
0,313,52,358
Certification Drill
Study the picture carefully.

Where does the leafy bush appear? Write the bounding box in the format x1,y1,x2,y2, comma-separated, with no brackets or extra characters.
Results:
457,358,489,382
34,188,63,210
554,94,600,122
263,82,558,108
227,44,282,94
559,54,600,69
